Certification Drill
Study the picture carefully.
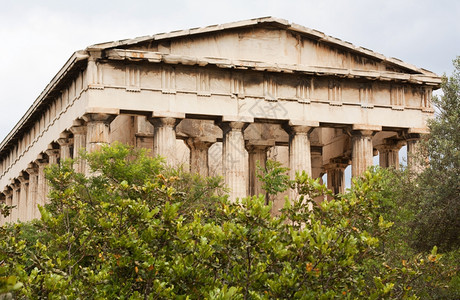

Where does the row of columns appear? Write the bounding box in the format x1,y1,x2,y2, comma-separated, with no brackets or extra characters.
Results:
1,111,423,224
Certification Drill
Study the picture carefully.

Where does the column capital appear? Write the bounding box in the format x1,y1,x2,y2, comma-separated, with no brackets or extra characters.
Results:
149,116,181,128
82,112,117,124
218,121,249,134
35,153,49,165
2,186,12,196
45,148,60,158
57,132,74,147
185,137,216,150
283,120,318,136
324,160,349,171
70,120,87,135
375,138,405,152
26,163,39,175
245,139,275,152
10,179,20,190
350,129,375,137
404,132,422,142
17,172,29,184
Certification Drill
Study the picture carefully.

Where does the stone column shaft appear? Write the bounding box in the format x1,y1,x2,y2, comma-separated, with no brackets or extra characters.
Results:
150,117,180,165
186,138,215,177
326,163,347,194
17,175,29,222
351,130,374,177
26,165,38,221
246,142,274,197
70,121,87,173
3,190,13,224
57,134,73,161
46,149,60,165
407,135,422,173
220,121,247,202
83,113,116,153
36,157,48,214
289,126,312,180
379,150,399,168
10,182,20,222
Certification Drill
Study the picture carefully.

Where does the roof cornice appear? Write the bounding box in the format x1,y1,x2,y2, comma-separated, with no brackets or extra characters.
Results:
88,16,438,77
105,48,442,86
0,51,89,153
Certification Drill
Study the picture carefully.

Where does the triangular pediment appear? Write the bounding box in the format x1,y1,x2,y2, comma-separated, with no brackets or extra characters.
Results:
89,17,434,76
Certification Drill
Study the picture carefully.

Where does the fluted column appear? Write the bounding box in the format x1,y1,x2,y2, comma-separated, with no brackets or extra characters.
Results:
186,137,215,176
219,121,248,202
57,132,73,161
45,147,60,166
10,180,20,222
26,163,39,221
351,130,374,177
149,117,181,165
288,125,312,180
376,139,404,169
325,161,348,194
246,141,274,197
44,146,61,200
35,154,49,212
70,120,87,173
2,188,13,224
17,174,29,222
82,113,117,153
406,133,422,173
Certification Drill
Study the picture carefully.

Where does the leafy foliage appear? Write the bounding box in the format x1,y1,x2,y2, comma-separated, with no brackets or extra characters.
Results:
0,143,453,299
408,57,460,252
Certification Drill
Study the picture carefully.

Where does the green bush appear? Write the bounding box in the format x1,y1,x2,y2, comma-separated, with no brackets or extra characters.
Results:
0,143,454,299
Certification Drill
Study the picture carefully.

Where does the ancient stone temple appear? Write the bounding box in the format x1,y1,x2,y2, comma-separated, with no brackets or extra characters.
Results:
0,17,441,224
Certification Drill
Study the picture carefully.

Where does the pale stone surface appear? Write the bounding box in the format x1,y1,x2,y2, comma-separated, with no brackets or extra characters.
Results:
246,141,274,197
326,162,348,194
149,117,180,165
406,133,423,173
83,113,117,153
26,164,38,221
219,121,248,202
0,18,440,222
70,120,87,173
57,133,73,161
186,137,215,177
351,130,375,178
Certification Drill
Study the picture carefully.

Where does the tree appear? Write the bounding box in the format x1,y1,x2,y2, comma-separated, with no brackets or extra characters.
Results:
409,56,460,252
0,144,449,299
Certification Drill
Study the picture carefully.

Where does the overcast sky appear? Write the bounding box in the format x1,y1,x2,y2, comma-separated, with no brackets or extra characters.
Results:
0,0,459,142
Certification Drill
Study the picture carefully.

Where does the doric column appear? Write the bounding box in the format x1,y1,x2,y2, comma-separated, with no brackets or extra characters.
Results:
70,119,87,173
10,180,20,222
351,130,375,177
149,116,182,165
45,146,60,166
406,133,422,173
82,113,117,153
2,188,13,224
246,140,274,197
325,160,348,194
311,147,324,180
35,154,49,211
284,121,318,199
186,137,216,177
218,121,249,202
57,132,74,161
17,173,29,222
376,139,404,169
288,125,313,180
26,163,39,221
